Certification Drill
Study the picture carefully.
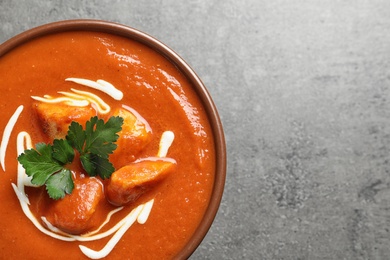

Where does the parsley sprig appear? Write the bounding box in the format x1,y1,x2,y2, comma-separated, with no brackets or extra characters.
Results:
18,116,124,200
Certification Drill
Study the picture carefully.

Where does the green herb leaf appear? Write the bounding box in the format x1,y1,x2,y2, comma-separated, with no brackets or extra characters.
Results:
46,168,74,200
80,116,122,178
17,116,123,200
52,139,75,165
84,116,123,158
66,121,86,153
80,153,97,176
88,154,115,179
18,143,63,186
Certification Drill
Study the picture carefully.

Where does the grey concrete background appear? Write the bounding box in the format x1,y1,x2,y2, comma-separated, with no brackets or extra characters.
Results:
2,1,390,259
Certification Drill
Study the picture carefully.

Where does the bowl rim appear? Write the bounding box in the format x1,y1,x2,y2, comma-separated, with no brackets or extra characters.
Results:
0,19,226,259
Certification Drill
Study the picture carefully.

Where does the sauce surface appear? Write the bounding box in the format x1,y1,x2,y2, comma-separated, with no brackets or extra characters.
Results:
0,31,215,259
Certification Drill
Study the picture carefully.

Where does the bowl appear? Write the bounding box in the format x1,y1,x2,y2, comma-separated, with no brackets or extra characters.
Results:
0,20,226,259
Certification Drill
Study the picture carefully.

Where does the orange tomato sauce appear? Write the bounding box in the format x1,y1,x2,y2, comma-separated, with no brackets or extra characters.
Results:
0,31,215,259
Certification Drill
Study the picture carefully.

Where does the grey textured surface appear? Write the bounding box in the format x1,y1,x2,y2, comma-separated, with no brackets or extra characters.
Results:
2,0,390,259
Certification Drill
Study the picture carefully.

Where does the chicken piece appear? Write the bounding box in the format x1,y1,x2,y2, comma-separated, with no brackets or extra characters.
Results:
109,107,152,167
33,102,96,140
106,157,176,206
44,177,104,235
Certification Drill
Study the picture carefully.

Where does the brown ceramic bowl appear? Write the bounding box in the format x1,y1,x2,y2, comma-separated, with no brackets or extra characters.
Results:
0,20,226,259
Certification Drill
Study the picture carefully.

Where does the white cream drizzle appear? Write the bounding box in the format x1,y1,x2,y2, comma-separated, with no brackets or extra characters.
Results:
4,79,176,259
31,95,90,107
79,201,156,259
137,199,155,224
41,206,124,238
11,130,171,258
79,206,124,236
12,131,76,242
1,105,23,172
65,78,124,100
11,130,175,258
61,88,111,114
157,131,175,158
122,104,152,133
79,204,144,259
32,88,111,114
76,131,173,258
